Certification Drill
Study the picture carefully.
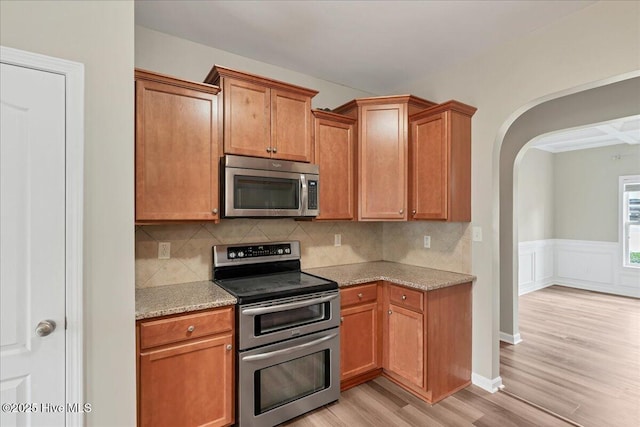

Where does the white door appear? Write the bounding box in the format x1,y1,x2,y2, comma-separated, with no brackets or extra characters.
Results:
1,62,66,426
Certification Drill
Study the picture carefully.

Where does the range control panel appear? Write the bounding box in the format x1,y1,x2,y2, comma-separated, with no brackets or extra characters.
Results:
227,243,292,260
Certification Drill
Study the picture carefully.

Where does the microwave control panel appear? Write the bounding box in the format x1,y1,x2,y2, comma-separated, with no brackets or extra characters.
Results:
308,180,318,210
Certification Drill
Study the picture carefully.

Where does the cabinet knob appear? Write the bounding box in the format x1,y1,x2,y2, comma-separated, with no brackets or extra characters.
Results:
187,325,195,333
340,317,344,323
402,295,407,300
388,310,392,315
357,293,363,299
266,147,272,153
226,344,232,351
272,147,277,153
399,209,404,214
412,210,416,216
212,208,218,214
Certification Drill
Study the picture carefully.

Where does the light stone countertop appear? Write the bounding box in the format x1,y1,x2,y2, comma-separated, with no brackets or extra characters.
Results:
135,262,475,320
305,261,475,291
135,281,236,320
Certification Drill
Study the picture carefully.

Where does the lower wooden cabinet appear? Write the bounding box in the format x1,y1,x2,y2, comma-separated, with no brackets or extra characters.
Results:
137,307,234,427
384,302,425,390
339,283,381,389
382,281,472,403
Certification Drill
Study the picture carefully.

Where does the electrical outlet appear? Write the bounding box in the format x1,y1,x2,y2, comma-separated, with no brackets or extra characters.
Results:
158,242,171,259
334,234,342,247
472,226,483,242
423,235,431,249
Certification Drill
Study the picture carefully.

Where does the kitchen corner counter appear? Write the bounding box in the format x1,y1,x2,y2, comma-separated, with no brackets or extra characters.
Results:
304,261,475,291
135,281,236,320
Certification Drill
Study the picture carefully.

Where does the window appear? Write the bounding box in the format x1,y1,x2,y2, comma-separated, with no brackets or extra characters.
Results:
621,175,640,268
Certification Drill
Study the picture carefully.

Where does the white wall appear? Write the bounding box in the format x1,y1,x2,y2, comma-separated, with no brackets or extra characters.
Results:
135,26,375,109
555,144,640,242
395,1,640,385
517,148,555,242
0,1,136,426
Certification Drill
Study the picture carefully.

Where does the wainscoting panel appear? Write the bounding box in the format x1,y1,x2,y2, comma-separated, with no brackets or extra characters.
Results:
518,240,555,295
518,239,640,298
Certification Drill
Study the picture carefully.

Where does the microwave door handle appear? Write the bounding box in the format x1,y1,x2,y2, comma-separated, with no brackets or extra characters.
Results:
241,333,337,362
300,174,308,216
241,293,338,316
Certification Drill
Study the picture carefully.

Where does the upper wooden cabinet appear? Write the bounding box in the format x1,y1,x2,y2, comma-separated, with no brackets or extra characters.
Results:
135,69,220,222
409,101,476,222
334,95,436,221
312,110,356,220
205,65,318,162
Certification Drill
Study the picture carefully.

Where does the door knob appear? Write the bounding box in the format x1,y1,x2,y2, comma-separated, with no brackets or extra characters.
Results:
35,320,56,337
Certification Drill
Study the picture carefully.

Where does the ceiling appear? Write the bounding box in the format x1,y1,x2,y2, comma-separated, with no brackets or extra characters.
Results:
135,0,596,94
530,115,640,153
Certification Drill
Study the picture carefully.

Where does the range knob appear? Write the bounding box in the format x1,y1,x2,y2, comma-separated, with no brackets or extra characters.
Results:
277,248,284,255
284,247,291,254
237,251,245,258
228,252,236,259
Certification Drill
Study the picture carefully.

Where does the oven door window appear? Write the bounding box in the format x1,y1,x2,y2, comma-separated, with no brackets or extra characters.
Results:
234,175,300,210
256,302,327,335
255,350,329,415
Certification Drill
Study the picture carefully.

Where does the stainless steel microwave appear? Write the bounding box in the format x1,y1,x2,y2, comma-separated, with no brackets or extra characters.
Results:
223,155,319,218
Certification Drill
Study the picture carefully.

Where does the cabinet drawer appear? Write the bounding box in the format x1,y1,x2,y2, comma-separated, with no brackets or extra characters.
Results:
388,285,423,312
341,283,378,307
139,307,234,350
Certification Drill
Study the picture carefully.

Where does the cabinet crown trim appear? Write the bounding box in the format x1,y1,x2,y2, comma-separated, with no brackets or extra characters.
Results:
135,68,220,94
205,64,319,97
333,94,436,114
410,100,477,120
312,109,357,124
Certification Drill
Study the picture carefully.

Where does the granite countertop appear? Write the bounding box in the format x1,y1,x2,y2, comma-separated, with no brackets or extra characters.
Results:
135,262,475,320
305,261,475,291
135,281,236,320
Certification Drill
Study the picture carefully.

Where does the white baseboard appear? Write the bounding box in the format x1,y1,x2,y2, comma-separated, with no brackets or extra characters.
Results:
472,373,503,393
499,332,523,345
519,239,640,298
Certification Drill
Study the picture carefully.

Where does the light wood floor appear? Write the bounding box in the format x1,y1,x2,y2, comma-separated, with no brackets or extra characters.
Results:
283,376,572,426
500,285,640,427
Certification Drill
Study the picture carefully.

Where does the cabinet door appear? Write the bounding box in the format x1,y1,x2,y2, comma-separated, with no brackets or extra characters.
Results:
136,79,219,221
359,103,407,220
410,112,448,220
314,115,355,220
384,303,424,389
340,302,378,381
139,334,234,427
271,89,312,162
223,78,271,158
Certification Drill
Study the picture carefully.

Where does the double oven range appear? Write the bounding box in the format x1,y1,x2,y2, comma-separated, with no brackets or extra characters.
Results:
213,241,340,427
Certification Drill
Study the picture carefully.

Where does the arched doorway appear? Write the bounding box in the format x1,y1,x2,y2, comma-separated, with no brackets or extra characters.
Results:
497,72,640,343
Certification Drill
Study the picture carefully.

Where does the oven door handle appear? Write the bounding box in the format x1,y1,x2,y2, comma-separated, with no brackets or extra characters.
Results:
241,332,337,362
241,294,338,316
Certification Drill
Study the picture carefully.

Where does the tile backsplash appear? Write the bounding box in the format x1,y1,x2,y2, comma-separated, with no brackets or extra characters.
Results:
135,219,471,288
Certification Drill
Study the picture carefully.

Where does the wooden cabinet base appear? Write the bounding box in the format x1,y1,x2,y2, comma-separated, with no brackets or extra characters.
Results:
340,368,383,391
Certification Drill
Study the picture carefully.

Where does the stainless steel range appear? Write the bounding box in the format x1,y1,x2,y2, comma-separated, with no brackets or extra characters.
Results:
213,241,340,427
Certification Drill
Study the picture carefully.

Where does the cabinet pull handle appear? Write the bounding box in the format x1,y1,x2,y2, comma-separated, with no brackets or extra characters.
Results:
357,293,363,299
226,344,232,351
266,147,272,153
187,325,195,333
212,208,218,214
402,295,407,300
388,310,392,315
399,209,404,214
272,147,277,153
